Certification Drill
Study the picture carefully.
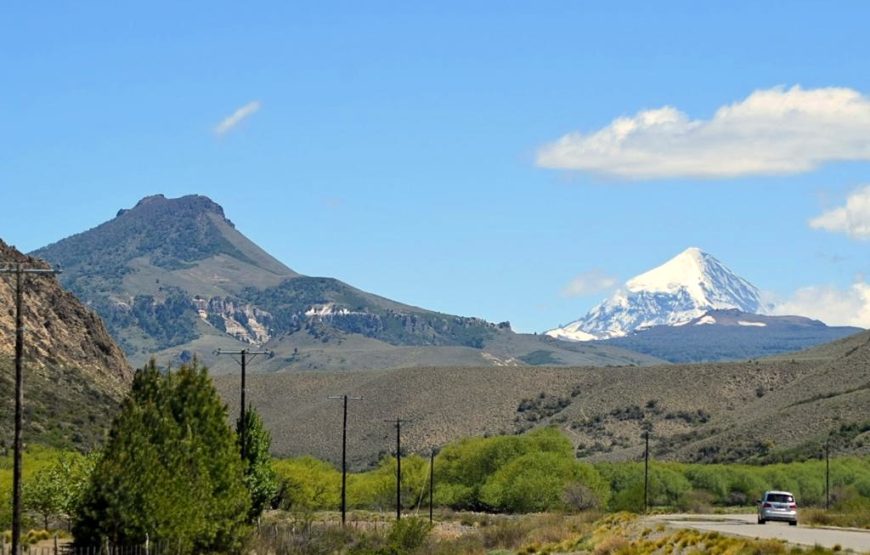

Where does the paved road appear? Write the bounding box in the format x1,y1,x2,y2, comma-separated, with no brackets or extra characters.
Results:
648,514,870,553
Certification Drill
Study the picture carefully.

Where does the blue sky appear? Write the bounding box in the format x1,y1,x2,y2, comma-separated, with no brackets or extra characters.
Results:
2,1,869,332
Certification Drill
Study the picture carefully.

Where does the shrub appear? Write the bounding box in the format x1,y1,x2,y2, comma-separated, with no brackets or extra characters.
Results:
386,517,431,553
273,457,340,512
480,452,609,513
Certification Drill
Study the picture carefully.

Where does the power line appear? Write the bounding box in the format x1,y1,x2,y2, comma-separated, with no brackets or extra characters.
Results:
214,348,271,460
1,263,61,555
327,394,362,527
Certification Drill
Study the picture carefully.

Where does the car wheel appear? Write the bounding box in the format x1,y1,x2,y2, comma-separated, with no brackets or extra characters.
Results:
789,521,797,526
757,518,765,525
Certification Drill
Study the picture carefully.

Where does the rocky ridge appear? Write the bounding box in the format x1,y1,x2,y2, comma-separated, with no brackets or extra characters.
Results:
31,195,660,371
0,239,132,448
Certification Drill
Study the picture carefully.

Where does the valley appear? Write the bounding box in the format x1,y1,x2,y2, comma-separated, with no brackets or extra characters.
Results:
6,194,868,467
212,329,870,468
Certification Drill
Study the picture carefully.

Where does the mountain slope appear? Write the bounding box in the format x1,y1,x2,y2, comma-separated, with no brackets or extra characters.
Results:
547,248,768,341
32,195,659,371
598,309,863,362
31,194,297,359
0,240,132,449
214,330,870,466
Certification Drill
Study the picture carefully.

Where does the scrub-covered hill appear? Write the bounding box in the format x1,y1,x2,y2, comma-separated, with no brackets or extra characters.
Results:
0,240,132,449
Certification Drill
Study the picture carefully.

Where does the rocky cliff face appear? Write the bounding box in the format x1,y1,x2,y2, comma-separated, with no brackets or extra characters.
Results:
0,239,132,448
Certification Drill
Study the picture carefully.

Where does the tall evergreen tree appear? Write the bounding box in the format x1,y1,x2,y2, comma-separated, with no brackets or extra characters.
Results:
236,407,278,521
73,360,250,553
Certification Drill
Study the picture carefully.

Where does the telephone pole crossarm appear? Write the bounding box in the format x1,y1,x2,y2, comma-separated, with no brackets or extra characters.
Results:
214,348,272,460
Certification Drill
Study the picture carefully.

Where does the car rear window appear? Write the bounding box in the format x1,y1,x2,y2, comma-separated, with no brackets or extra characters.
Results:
766,494,794,503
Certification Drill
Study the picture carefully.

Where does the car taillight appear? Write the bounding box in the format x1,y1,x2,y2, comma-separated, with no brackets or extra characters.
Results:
789,503,797,509
763,503,772,508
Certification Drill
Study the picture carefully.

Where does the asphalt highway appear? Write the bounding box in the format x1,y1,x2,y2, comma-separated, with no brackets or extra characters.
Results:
648,514,870,553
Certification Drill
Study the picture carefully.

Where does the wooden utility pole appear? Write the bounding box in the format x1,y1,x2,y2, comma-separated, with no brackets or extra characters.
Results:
215,348,271,460
429,448,436,524
384,418,410,520
328,394,362,526
825,438,831,510
643,431,650,513
1,263,61,555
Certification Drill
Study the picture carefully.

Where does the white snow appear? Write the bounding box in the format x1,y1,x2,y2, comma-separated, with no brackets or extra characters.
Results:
738,320,767,327
545,247,766,340
694,315,717,325
627,247,709,300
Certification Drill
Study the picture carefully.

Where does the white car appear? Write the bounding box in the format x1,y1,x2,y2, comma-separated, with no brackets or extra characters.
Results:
757,490,798,526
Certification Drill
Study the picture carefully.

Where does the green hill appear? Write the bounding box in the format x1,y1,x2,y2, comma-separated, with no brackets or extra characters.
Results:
31,194,661,372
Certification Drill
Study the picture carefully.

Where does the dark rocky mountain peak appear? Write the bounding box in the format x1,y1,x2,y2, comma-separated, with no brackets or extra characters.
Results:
116,194,230,224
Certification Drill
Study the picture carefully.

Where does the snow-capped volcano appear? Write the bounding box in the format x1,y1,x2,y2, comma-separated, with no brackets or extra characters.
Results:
547,247,769,341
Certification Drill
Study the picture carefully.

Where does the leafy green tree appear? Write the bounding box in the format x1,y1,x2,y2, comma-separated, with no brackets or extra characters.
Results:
480,451,609,512
24,466,64,529
24,452,94,529
237,406,278,521
73,360,250,553
273,457,340,512
347,454,429,511
434,427,570,509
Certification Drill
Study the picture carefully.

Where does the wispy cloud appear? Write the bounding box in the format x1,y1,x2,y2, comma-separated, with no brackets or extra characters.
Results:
561,270,618,298
809,185,870,240
774,282,870,328
214,100,261,136
537,86,870,179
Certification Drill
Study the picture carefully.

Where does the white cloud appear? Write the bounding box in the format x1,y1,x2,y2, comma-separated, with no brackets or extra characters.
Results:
536,86,870,179
214,100,261,136
809,185,870,239
561,270,618,298
774,282,870,328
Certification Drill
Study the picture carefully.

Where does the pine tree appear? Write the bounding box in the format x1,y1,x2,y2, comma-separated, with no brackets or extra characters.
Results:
237,407,278,521
73,360,250,553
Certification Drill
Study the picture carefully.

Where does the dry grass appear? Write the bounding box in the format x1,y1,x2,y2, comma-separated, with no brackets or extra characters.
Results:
801,507,870,529
212,330,870,467
250,510,846,555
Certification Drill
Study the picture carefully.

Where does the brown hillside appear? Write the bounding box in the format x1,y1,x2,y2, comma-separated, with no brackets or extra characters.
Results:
213,330,870,468
0,239,132,449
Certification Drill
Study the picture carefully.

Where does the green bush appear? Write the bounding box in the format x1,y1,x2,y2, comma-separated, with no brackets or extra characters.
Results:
386,518,431,553
273,457,340,512
480,451,609,512
597,457,870,510
434,427,573,510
